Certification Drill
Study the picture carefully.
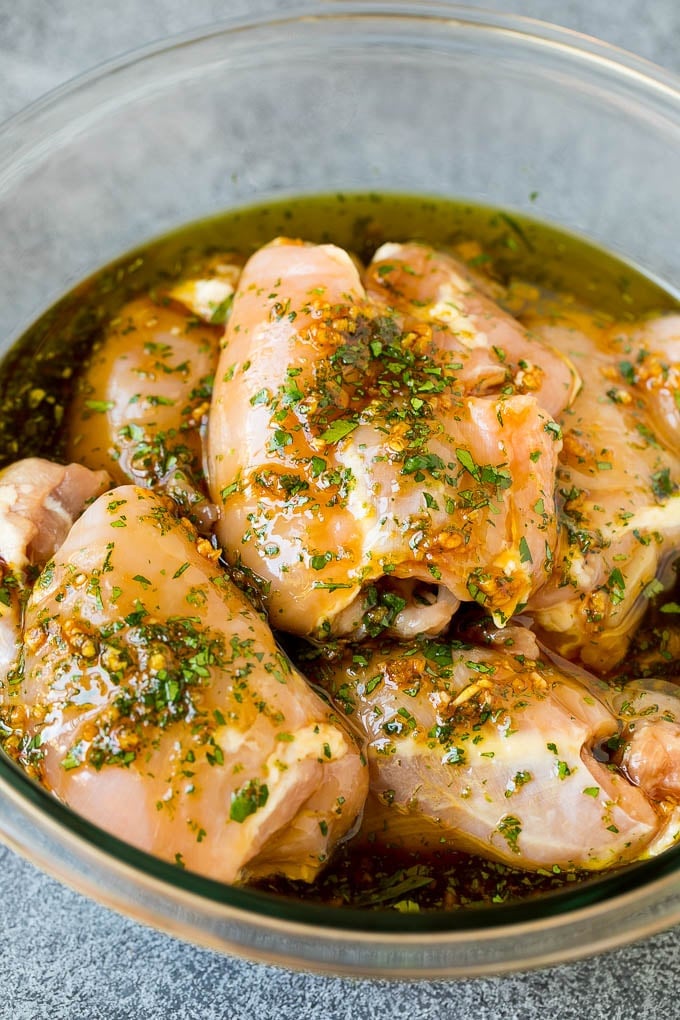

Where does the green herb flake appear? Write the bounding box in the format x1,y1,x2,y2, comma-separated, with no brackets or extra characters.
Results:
84,399,115,414
229,779,269,823
497,814,522,853
250,388,271,407
207,743,224,767
220,481,239,501
268,429,293,453
618,361,636,385
642,577,664,599
365,675,382,695
61,750,83,771
209,294,234,325
442,746,466,766
606,568,626,605
320,419,359,444
518,537,533,564
393,900,420,913
651,467,673,502
403,452,445,476
455,448,480,481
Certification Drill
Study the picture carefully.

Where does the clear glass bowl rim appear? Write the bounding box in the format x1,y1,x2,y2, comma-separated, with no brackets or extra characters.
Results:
1,0,680,974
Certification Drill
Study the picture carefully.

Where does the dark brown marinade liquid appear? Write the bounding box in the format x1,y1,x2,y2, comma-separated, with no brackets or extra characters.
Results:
253,840,587,912
0,193,677,911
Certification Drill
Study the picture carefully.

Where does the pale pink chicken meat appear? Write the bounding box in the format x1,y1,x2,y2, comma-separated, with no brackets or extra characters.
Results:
0,458,110,568
532,640,680,811
67,295,223,527
524,310,680,671
608,314,680,454
606,678,680,803
13,486,367,883
311,629,673,871
364,242,580,417
208,239,562,640
0,458,109,688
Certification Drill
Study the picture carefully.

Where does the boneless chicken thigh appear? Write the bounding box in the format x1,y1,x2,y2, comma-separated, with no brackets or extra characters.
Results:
310,631,674,871
67,294,222,525
604,678,680,803
208,239,562,640
365,242,580,417
0,458,109,685
13,486,367,882
525,311,680,671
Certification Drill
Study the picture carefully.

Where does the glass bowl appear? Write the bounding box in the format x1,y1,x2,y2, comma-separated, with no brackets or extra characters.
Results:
1,1,679,978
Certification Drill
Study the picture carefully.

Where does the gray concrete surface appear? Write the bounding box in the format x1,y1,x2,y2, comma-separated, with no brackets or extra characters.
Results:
1,2,680,1018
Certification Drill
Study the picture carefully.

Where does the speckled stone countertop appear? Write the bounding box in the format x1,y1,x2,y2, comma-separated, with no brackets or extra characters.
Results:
1,2,680,1017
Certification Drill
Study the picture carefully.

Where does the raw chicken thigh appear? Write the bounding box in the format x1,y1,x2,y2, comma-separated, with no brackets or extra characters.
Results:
310,629,675,871
13,485,367,882
606,678,680,803
525,311,680,671
0,458,109,569
0,458,109,686
67,294,221,524
208,239,562,640
365,242,580,417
